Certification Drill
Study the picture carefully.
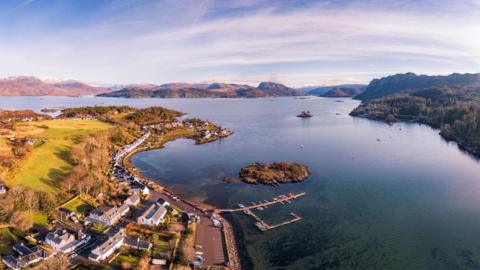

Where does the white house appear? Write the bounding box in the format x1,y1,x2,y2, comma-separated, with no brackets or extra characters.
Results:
155,198,170,207
137,204,167,227
131,181,149,196
2,243,52,270
87,204,129,227
124,192,141,207
88,229,125,262
45,229,89,253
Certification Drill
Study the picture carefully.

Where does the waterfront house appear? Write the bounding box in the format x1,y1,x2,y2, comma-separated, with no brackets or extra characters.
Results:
88,229,125,262
45,228,89,253
131,181,149,196
2,243,52,270
137,204,167,227
155,198,170,207
87,204,129,227
124,192,141,207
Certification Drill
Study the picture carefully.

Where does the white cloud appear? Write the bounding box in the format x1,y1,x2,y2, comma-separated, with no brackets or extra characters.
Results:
1,1,479,86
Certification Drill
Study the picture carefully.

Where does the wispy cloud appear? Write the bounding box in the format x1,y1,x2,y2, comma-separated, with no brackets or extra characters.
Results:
0,0,479,86
15,0,35,9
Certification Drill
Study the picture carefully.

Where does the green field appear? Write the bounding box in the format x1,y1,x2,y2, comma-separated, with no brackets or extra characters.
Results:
28,211,49,227
5,120,112,194
62,196,94,214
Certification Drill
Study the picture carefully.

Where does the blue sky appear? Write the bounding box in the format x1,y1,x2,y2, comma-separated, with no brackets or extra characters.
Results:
0,0,479,86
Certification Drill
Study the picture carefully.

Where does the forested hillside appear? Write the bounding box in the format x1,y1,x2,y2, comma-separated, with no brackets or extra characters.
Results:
351,86,480,156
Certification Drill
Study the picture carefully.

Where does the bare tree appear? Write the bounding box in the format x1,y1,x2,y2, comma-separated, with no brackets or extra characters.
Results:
34,253,70,270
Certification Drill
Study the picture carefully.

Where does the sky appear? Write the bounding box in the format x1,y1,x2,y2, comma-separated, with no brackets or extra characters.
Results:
0,0,479,87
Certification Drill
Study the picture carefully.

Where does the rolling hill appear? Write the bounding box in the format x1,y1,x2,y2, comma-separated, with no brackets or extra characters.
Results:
98,82,301,98
355,72,480,101
0,76,105,96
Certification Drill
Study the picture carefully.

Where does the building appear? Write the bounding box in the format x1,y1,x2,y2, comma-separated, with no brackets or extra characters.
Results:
187,213,200,223
155,198,170,207
2,243,52,270
131,181,149,196
124,192,141,207
137,204,167,227
87,204,129,227
45,228,89,253
87,229,153,263
58,208,74,218
0,182,6,194
152,258,167,266
88,229,125,262
124,236,153,250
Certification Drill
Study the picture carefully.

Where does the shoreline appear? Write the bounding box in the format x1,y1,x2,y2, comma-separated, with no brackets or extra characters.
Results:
351,114,480,159
121,128,242,270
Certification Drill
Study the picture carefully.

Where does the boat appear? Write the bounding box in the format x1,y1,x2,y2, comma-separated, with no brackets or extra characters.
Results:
297,111,313,118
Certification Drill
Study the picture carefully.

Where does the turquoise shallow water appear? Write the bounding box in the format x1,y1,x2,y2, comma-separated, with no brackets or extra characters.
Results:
3,96,480,269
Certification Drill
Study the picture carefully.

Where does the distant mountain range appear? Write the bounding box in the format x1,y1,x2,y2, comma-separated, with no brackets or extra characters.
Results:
0,76,105,96
300,84,366,97
355,72,480,101
320,85,366,97
0,76,372,98
98,82,302,98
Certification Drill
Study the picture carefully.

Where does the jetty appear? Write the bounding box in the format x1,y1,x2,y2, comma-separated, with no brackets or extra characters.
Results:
218,192,306,231
218,192,306,213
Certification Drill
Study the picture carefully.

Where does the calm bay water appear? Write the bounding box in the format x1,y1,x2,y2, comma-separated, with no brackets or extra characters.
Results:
3,96,480,269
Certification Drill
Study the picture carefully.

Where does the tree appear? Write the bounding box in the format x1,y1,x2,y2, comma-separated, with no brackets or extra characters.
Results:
10,211,33,233
121,261,132,269
34,253,70,270
135,256,150,270
36,191,57,213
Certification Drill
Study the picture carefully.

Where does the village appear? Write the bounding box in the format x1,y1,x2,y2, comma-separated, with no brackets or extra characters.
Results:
0,109,238,270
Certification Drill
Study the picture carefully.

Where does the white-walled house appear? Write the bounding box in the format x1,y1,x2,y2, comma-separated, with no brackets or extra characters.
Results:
137,204,167,227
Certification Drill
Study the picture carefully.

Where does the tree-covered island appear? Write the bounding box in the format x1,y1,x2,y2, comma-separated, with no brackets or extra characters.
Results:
225,162,311,186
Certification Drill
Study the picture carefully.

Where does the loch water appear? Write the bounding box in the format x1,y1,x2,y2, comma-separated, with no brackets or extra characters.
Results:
3,96,480,269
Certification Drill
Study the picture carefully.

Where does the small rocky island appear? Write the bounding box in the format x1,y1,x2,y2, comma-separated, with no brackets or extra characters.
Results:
226,162,311,186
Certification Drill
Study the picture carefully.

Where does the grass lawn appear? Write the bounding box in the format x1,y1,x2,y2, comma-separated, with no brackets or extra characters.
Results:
2,119,112,194
89,223,107,234
28,211,49,227
62,196,93,215
152,237,170,256
114,253,140,264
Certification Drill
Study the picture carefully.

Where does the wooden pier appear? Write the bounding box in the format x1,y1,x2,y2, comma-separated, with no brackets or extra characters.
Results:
218,192,306,231
218,192,306,213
